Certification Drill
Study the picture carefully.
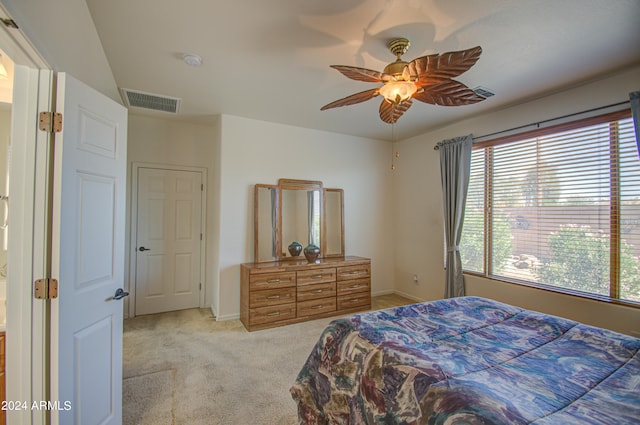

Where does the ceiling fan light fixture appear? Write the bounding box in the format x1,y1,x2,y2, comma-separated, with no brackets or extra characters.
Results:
379,80,417,104
321,38,485,123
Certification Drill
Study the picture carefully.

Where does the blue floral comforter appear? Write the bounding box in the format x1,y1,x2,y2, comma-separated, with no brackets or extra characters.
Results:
290,296,640,424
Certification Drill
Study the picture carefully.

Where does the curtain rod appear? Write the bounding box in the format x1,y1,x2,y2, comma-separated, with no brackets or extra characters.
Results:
433,100,630,150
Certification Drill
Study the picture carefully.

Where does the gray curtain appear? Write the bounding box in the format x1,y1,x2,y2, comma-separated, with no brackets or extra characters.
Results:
630,91,640,158
438,134,473,298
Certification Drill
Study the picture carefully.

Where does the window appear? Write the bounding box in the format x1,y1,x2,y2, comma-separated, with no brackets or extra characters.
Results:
461,110,640,304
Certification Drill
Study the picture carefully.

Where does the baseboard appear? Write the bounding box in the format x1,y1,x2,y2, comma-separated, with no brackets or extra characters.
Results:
371,289,394,297
392,290,426,303
209,304,240,321
216,314,240,321
374,289,425,303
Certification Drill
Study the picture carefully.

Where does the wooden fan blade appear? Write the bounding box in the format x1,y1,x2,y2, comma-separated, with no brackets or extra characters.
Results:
379,99,412,124
413,80,485,106
408,46,482,86
321,88,380,111
330,65,390,83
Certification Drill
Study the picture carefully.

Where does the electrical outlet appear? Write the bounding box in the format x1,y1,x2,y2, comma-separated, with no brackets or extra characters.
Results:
413,274,419,284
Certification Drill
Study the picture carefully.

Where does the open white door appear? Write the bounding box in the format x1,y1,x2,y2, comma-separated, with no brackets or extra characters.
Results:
50,73,127,425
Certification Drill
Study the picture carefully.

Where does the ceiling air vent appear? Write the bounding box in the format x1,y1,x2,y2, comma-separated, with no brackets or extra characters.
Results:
473,86,495,99
120,88,181,114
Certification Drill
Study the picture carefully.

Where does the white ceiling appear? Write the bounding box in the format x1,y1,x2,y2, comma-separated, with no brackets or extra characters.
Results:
85,0,640,141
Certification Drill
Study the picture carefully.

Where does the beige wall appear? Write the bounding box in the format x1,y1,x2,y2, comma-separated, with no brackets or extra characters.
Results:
215,114,394,319
394,65,640,336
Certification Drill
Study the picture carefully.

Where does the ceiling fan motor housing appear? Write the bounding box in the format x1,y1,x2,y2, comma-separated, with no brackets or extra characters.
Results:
388,38,410,58
384,38,412,76
384,60,409,76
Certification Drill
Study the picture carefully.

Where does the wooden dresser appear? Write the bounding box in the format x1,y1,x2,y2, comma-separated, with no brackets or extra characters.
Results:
241,256,371,331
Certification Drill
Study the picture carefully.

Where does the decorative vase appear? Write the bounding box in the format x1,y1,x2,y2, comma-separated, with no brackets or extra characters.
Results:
288,241,302,257
303,244,320,263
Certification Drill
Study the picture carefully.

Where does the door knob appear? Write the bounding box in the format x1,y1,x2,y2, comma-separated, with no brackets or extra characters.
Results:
138,246,150,251
113,288,129,300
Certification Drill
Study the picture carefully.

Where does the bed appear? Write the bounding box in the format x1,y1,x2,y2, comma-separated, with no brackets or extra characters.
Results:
290,296,640,424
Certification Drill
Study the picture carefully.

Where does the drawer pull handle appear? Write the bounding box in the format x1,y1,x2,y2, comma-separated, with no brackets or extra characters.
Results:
346,271,362,275
266,295,281,300
348,298,361,303
266,311,281,317
311,274,323,279
311,304,323,309
266,278,281,283
348,285,360,289
311,289,323,294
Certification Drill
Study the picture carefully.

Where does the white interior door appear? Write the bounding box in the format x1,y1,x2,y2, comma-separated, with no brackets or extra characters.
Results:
50,73,127,425
135,167,202,315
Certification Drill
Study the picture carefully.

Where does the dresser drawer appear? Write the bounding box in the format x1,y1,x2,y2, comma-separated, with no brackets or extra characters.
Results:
297,297,336,317
297,282,336,302
249,287,296,308
337,278,370,295
337,264,370,281
297,268,336,286
250,303,296,326
337,293,370,310
250,271,296,290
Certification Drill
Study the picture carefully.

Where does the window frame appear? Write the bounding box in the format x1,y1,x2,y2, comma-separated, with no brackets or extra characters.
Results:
465,109,639,308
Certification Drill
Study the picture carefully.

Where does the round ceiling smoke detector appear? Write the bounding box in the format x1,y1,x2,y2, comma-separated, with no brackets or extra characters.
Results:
182,53,203,67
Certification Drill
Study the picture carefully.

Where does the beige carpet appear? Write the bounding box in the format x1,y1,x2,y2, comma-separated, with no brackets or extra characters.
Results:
123,370,174,425
123,295,413,425
123,309,338,425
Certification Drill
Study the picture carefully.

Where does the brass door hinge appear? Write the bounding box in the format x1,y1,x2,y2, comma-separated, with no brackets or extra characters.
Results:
39,112,63,133
0,18,18,29
34,278,59,299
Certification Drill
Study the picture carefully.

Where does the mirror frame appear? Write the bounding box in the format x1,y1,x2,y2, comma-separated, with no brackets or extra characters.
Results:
253,184,279,263
253,179,345,263
322,188,345,258
278,179,323,261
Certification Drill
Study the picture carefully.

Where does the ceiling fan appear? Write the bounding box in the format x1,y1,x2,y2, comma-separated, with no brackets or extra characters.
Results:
321,38,486,124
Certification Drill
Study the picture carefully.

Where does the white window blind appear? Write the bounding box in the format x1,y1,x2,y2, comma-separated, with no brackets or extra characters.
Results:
461,111,640,304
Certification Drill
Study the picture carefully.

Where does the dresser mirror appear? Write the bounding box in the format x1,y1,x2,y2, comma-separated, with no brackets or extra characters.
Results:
253,179,345,263
323,188,344,258
279,179,323,259
254,184,279,263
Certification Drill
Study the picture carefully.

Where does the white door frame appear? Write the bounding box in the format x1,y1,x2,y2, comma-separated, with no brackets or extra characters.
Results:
0,4,51,424
128,161,207,318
